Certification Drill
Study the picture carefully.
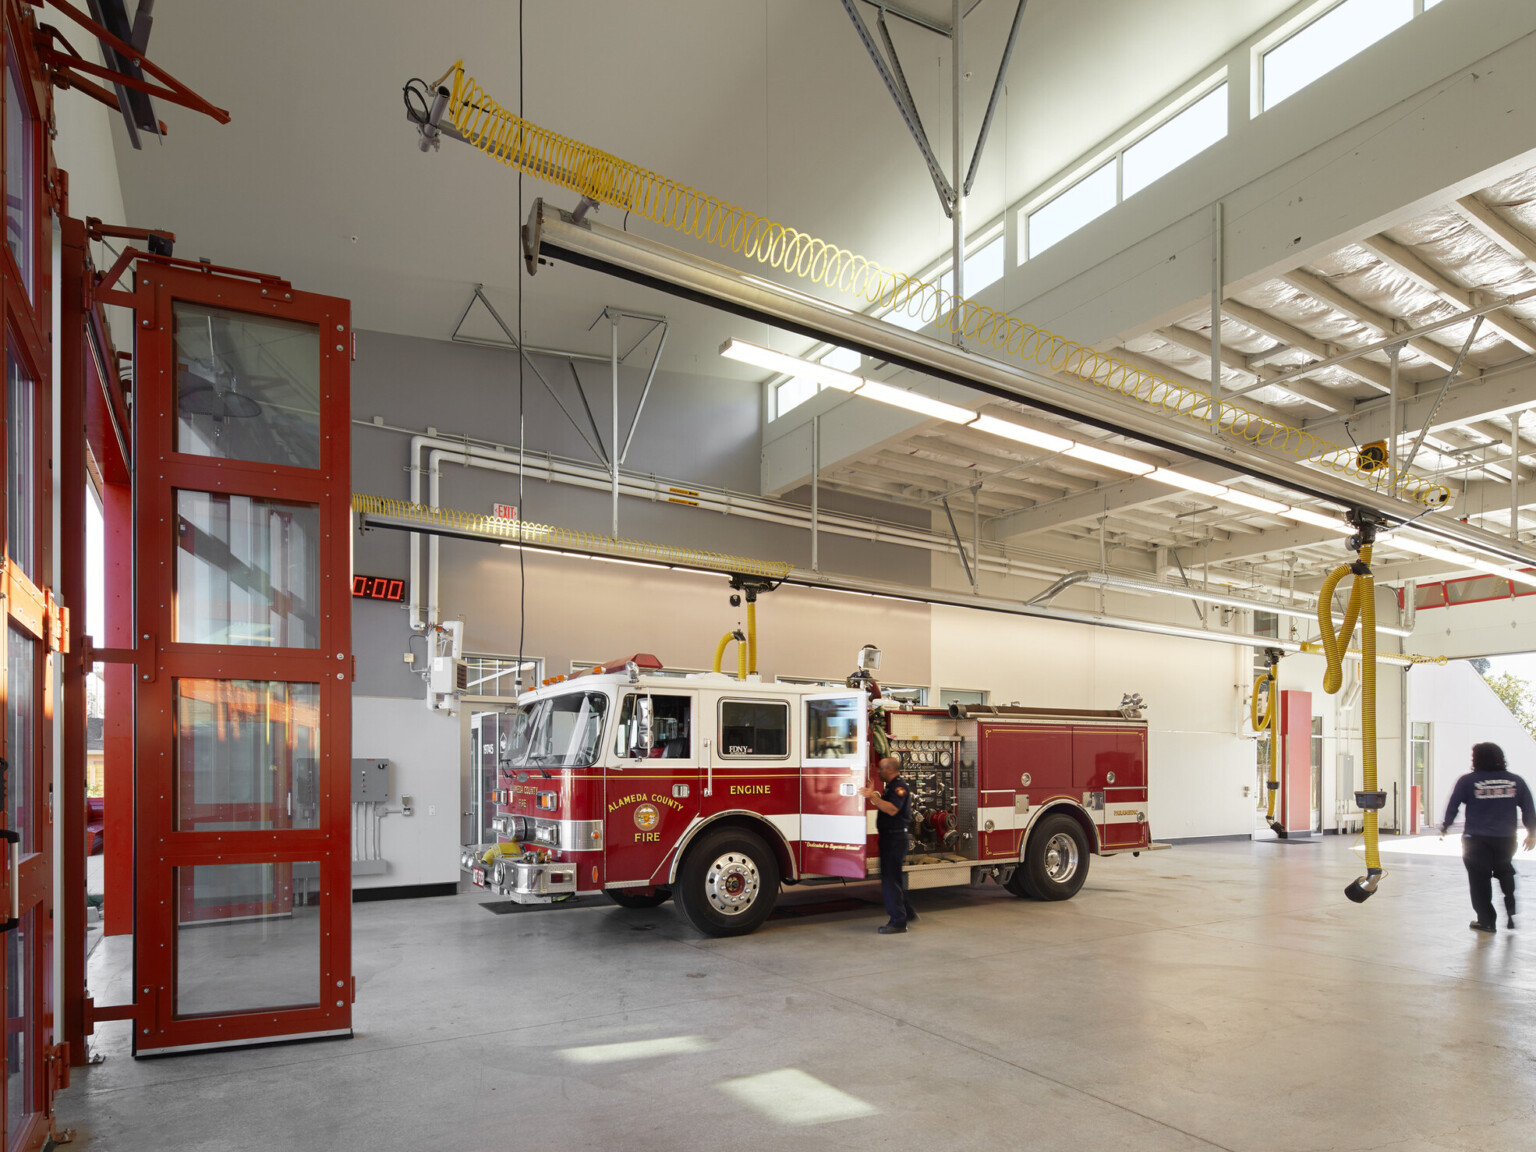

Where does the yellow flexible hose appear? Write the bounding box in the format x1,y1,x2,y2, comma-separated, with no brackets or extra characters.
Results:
739,633,747,681
712,629,747,679
1317,545,1381,877
747,600,758,676
713,631,733,675
431,60,1451,508
1252,669,1279,822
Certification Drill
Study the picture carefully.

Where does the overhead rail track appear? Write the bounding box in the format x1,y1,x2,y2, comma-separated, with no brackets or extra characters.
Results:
407,61,1461,514
352,495,1444,668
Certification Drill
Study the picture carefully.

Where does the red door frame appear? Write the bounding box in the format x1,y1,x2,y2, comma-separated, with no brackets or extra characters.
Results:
2,0,62,1143
129,262,352,1056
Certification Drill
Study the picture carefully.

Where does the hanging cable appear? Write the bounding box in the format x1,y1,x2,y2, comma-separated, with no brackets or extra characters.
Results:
513,1,529,698
1316,514,1386,903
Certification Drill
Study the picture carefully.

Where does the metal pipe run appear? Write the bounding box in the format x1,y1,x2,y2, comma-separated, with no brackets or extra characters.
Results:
1026,570,1413,638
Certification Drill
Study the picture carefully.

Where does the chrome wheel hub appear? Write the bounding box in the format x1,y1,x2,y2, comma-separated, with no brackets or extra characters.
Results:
1044,833,1079,883
704,851,760,916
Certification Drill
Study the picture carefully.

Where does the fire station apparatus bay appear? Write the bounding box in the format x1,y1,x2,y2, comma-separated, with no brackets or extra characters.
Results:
69,837,1536,1151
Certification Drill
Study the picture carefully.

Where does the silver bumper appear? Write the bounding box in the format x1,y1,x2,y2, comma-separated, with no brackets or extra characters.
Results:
486,858,579,903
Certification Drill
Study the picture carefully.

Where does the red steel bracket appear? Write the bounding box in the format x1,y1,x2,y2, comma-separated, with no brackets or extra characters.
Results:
34,0,230,126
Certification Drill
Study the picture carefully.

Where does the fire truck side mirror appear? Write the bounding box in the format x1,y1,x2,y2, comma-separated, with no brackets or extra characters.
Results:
635,695,656,754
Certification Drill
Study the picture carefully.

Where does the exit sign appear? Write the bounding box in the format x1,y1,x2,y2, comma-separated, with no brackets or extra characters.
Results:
493,503,518,521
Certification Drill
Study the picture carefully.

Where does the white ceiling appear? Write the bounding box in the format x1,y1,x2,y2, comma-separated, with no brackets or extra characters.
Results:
107,0,1298,363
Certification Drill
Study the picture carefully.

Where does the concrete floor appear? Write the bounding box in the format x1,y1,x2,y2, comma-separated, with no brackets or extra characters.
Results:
59,837,1536,1151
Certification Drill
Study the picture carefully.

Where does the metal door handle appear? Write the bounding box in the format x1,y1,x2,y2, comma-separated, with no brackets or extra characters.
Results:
0,829,18,934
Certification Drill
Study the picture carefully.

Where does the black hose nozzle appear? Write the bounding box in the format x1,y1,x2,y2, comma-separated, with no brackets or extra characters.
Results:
1345,869,1384,904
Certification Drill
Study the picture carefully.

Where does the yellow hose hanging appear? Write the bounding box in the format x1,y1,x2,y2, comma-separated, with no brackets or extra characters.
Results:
712,629,747,679
1251,666,1279,824
746,600,758,676
1317,534,1385,902
426,60,1452,509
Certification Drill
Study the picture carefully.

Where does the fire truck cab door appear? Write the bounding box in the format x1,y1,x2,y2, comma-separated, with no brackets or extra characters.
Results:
608,690,701,887
799,692,869,879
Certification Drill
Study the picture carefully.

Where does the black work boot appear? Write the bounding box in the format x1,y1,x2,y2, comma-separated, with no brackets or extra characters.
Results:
1470,920,1497,934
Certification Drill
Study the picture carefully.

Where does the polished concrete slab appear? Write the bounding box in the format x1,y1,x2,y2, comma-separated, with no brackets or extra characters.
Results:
59,837,1536,1151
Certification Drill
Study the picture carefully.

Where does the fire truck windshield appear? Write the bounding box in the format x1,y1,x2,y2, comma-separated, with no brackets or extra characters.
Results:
505,690,610,769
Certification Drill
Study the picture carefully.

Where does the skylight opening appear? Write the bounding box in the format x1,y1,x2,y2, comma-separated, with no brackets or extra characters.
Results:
1122,84,1228,198
1261,0,1413,111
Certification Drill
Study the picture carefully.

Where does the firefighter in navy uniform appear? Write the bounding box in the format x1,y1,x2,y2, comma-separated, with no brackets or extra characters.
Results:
860,756,917,934
1440,742,1536,933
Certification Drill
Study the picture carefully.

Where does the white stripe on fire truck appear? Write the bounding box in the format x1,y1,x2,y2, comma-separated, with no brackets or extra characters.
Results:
800,812,866,846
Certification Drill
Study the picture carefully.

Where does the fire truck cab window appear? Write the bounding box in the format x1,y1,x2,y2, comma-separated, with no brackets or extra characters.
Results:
615,693,692,758
719,700,789,758
508,691,609,768
806,696,860,759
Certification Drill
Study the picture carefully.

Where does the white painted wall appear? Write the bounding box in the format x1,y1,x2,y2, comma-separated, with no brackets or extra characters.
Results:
928,604,1253,840
1408,661,1536,827
350,697,461,891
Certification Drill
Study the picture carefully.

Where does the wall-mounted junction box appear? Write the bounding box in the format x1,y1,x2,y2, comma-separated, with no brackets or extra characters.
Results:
352,758,392,803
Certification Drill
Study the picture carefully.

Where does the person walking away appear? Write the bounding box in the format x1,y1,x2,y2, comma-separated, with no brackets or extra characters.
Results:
859,756,917,934
1440,742,1536,934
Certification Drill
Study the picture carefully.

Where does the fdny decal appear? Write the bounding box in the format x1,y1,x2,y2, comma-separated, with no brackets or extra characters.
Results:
634,804,661,832
730,784,771,795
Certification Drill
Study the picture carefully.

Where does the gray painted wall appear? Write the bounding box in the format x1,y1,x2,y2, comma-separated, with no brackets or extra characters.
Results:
350,330,933,697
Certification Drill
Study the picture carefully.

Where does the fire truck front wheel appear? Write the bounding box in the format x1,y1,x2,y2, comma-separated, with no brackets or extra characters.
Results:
605,887,672,909
1020,813,1089,901
676,827,780,937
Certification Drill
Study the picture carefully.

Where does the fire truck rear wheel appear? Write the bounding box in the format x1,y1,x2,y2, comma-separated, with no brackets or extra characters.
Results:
676,827,780,937
605,887,672,909
1021,814,1089,901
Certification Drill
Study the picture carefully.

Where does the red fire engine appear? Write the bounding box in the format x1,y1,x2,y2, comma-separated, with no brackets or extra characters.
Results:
462,650,1154,936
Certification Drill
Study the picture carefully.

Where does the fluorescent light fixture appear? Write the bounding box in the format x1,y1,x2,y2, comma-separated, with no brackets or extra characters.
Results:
1218,488,1289,515
1281,507,1352,533
854,379,976,423
587,555,657,568
967,415,1073,452
720,339,861,391
1064,443,1154,475
1147,468,1229,498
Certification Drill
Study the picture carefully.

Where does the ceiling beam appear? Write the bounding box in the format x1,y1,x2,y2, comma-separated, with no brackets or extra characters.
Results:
1221,299,1392,392
1279,268,1460,373
1357,233,1536,355
1191,524,1347,568
1155,324,1353,414
1452,195,1536,274
1306,358,1536,448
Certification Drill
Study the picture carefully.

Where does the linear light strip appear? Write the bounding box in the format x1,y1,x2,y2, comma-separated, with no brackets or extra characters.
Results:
724,339,1536,577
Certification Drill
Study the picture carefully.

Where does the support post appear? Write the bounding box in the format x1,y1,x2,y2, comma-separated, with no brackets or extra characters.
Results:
1386,342,1400,483
972,483,980,595
941,497,977,592
1210,201,1223,432
609,309,620,538
59,217,89,1063
1512,413,1521,542
810,416,821,572
949,0,965,347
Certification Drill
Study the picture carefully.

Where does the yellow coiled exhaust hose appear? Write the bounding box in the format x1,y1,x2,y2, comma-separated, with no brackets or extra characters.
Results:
422,61,1451,509
1316,536,1385,902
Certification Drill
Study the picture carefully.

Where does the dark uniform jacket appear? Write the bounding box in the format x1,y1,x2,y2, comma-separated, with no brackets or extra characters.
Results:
876,775,912,835
1441,769,1536,838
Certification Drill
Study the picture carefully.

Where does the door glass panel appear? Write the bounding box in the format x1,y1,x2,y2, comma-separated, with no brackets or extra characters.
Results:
176,680,320,831
806,697,860,759
719,700,788,758
5,909,33,1141
176,491,321,647
5,625,34,853
175,862,321,1016
614,693,692,758
174,303,321,468
4,53,32,300
5,346,33,581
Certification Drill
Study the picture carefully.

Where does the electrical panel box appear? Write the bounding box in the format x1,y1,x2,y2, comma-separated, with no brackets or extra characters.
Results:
352,758,391,803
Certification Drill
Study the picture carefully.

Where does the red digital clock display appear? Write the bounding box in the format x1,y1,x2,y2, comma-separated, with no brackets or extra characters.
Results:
352,575,406,602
